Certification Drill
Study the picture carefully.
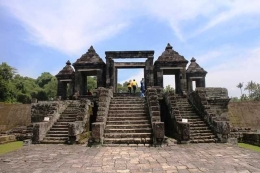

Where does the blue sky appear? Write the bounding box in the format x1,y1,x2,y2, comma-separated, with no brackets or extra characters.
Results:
1,0,260,97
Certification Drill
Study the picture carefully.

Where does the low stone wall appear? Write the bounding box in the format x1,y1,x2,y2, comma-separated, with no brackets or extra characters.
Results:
146,87,164,146
0,103,31,132
0,135,16,144
164,92,190,143
243,132,260,146
188,87,231,142
68,99,92,143
31,101,69,143
91,87,113,144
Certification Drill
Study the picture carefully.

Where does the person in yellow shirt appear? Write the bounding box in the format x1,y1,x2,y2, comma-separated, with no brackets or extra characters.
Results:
132,79,138,94
127,80,132,94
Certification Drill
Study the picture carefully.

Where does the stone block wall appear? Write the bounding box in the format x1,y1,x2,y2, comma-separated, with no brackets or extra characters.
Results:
242,132,260,146
31,101,69,143
146,88,165,146
188,87,231,142
68,99,92,143
91,87,113,144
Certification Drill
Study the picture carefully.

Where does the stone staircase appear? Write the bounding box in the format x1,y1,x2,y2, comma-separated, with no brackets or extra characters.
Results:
176,96,217,143
103,96,153,146
41,103,79,144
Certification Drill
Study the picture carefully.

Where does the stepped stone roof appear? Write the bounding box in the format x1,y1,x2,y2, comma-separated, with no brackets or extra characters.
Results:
73,46,105,66
186,58,207,74
156,43,188,64
56,60,75,77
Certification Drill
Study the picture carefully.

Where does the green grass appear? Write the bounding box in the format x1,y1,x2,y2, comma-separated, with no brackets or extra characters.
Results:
0,141,23,155
238,143,260,152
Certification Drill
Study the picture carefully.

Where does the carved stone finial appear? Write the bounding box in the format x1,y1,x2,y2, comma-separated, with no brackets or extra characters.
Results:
66,60,71,65
165,43,173,50
88,45,95,52
191,57,196,62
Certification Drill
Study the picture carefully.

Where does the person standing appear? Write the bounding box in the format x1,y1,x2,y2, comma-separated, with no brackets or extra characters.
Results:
140,78,145,97
127,80,132,94
132,79,138,94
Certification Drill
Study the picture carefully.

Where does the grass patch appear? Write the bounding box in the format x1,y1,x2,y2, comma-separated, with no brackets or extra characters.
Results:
0,141,23,155
238,143,260,152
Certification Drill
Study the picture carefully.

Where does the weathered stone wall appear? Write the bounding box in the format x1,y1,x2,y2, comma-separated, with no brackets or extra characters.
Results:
228,101,260,130
188,87,230,142
0,103,31,132
32,101,69,143
68,99,92,143
164,92,190,143
146,87,165,146
91,87,113,144
242,133,260,146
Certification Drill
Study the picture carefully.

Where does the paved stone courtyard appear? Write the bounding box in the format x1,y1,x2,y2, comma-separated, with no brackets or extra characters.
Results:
0,143,260,173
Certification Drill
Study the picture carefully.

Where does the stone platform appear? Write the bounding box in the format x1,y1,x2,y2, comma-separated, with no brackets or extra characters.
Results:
0,143,260,173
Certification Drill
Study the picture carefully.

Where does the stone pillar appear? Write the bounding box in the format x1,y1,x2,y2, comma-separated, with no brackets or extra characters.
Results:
106,58,111,87
186,77,192,93
81,74,86,95
145,58,154,87
175,70,181,94
74,70,83,95
110,60,115,91
114,68,118,92
200,77,206,87
57,80,64,99
97,69,103,88
156,69,163,87
181,67,187,93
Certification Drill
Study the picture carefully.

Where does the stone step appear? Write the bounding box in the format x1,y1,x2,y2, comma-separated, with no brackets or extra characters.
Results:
47,131,68,134
180,116,201,119
105,124,151,129
109,110,147,114
190,133,214,136
45,134,68,137
110,101,145,104
108,113,146,117
61,114,78,117
110,104,146,108
190,135,216,139
102,144,152,147
104,133,152,138
190,139,216,143
51,127,68,131
189,123,208,127
57,119,75,122
41,140,66,144
190,129,212,133
112,97,145,100
105,128,152,133
103,138,152,144
109,107,146,110
107,117,148,121
190,126,210,130
106,120,150,125
43,137,68,140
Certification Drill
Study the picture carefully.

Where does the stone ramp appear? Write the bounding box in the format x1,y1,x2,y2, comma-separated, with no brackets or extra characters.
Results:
41,104,79,144
103,96,153,146
176,96,217,143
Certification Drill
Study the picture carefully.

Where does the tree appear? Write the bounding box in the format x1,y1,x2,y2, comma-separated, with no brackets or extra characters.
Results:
36,72,53,88
244,80,256,99
236,82,243,96
44,77,57,99
87,76,97,91
164,85,175,93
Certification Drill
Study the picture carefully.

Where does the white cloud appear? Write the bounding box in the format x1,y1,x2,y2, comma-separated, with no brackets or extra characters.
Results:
205,46,260,97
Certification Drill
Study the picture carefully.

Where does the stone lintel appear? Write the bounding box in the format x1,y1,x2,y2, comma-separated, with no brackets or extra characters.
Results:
78,69,101,72
114,62,146,68
105,50,154,59
160,67,183,70
190,77,203,79
60,79,72,82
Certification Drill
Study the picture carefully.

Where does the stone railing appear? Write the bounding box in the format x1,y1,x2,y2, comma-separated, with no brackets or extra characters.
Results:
164,92,190,143
188,87,231,143
31,101,69,143
242,132,260,146
91,87,113,145
146,88,164,146
68,99,92,143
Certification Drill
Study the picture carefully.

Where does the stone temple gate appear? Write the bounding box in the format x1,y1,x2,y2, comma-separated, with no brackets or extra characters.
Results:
56,43,207,99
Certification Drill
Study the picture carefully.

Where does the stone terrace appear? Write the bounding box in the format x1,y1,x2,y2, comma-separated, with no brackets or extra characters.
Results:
1,143,260,173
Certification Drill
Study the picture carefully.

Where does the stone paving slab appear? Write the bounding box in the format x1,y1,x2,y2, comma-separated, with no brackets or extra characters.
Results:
0,143,260,173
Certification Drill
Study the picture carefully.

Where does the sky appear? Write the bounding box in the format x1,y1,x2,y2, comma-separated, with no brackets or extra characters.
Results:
0,0,260,98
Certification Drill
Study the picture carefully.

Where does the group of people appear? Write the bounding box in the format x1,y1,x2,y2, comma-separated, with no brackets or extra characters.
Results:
127,78,145,97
